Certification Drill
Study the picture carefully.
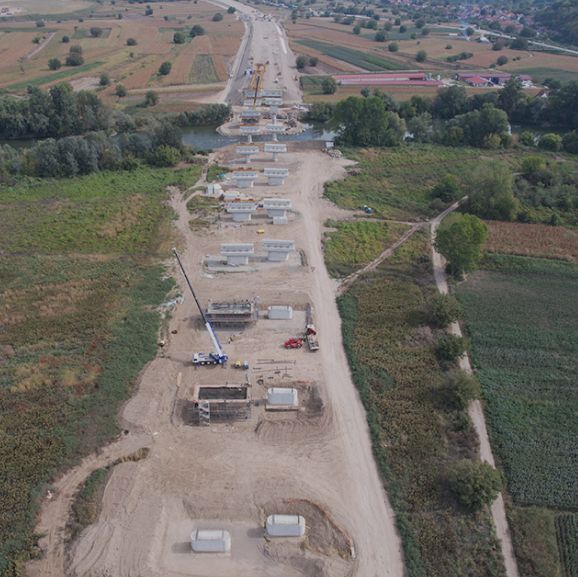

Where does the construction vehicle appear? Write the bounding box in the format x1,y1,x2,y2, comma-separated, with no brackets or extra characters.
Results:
173,249,228,367
305,324,319,352
249,62,266,109
284,337,303,349
234,360,250,370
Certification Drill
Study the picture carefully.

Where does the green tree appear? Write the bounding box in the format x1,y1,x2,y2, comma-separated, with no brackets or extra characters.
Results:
432,85,468,119
321,77,337,95
62,35,70,43
90,26,104,37
431,174,460,202
442,370,481,410
388,42,399,52
115,84,127,97
309,56,318,67
48,58,62,71
99,72,110,86
435,213,487,276
353,25,361,35
428,293,463,328
296,55,307,70
416,50,427,62
335,96,405,147
212,12,223,22
173,31,186,44
496,55,508,66
36,20,46,28
144,90,159,107
158,61,172,76
227,6,236,13
465,162,517,220
65,51,84,66
127,37,137,46
399,24,407,33
435,334,467,362
448,460,502,511
510,37,529,50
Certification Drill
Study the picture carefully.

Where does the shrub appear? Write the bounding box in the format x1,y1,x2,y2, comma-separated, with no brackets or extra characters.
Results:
115,84,127,97
430,174,460,202
296,55,307,70
375,30,387,42
399,24,407,33
62,35,70,43
496,55,508,66
70,44,83,54
144,90,159,107
465,163,517,221
227,6,236,13
212,12,223,22
442,369,481,410
148,144,181,167
36,20,45,28
65,52,84,67
190,24,205,37
99,73,110,87
448,460,502,511
48,58,62,71
518,131,535,146
90,27,104,38
126,37,137,46
322,77,338,95
538,133,562,152
428,294,462,329
388,42,399,52
435,334,467,362
158,61,172,76
416,50,427,62
309,56,318,67
353,25,361,35
173,31,186,44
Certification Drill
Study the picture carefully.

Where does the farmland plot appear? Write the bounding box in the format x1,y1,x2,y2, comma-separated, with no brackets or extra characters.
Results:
457,254,578,510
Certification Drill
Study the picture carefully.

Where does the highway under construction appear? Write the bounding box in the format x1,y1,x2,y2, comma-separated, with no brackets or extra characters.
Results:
27,2,405,577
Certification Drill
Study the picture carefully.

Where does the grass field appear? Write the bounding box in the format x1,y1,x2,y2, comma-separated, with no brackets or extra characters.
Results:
457,254,578,577
190,54,219,84
337,231,505,577
323,219,409,277
324,145,484,220
297,39,405,71
0,165,201,575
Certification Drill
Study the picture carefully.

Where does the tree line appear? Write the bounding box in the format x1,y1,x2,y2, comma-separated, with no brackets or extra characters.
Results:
306,79,578,152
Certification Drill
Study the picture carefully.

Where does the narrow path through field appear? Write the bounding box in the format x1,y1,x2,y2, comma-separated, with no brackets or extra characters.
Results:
27,32,56,60
338,200,463,295
430,210,520,577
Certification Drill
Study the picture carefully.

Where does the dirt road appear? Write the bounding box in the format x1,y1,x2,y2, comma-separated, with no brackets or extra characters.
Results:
430,213,520,577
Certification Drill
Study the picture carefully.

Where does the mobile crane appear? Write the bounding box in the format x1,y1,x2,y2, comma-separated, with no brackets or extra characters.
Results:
172,249,228,366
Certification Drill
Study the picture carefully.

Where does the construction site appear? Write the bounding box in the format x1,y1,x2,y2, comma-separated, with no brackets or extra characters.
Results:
27,3,405,577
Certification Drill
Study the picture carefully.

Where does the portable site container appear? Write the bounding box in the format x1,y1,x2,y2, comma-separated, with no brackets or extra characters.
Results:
265,514,306,537
190,529,231,553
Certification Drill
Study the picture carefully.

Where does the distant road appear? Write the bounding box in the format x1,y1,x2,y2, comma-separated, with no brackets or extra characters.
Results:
433,24,578,57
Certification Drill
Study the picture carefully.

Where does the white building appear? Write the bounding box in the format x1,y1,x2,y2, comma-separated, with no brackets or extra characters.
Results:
266,514,306,537
191,529,231,553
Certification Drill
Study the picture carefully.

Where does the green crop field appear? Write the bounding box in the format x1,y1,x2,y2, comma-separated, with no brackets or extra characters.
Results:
457,254,578,577
0,165,201,574
323,219,408,277
297,39,405,71
457,254,578,511
337,231,505,577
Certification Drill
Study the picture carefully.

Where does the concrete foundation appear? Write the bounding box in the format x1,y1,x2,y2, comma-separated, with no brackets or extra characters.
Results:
261,239,295,262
